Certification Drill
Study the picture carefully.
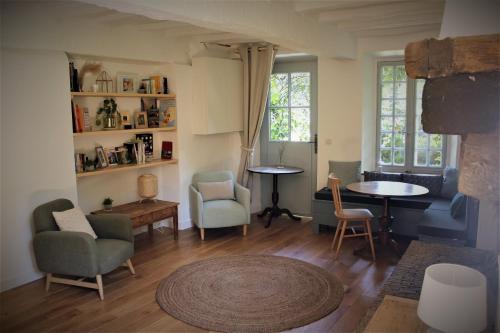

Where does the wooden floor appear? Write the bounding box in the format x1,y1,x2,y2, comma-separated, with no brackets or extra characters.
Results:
0,215,407,333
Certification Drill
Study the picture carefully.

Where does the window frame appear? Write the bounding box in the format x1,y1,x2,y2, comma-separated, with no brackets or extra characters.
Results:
376,60,447,174
268,71,312,143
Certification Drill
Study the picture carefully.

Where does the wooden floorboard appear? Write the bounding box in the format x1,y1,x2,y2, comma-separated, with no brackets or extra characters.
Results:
0,215,407,333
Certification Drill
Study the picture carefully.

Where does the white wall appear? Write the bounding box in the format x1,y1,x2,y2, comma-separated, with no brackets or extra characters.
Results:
1,49,78,291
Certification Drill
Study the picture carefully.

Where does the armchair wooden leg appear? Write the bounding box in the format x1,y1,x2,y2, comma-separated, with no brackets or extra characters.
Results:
126,259,136,275
96,275,104,301
200,228,205,240
45,273,52,291
243,224,248,237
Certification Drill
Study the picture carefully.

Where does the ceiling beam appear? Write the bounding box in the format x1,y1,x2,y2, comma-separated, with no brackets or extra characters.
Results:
294,0,402,13
319,1,444,23
338,13,443,32
355,23,441,37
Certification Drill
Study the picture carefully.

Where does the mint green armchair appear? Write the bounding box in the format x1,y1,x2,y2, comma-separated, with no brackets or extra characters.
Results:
189,170,250,240
33,199,135,300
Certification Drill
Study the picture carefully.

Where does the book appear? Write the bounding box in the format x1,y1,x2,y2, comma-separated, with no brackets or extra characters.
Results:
82,107,91,132
159,99,177,128
75,104,83,133
71,100,77,133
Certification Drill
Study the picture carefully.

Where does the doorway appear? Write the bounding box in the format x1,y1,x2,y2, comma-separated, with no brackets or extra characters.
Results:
260,57,318,216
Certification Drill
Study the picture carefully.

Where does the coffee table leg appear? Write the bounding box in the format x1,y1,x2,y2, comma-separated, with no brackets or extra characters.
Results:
258,207,271,218
378,197,401,257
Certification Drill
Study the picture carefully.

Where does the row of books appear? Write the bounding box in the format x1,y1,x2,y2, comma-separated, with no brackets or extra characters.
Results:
71,101,91,133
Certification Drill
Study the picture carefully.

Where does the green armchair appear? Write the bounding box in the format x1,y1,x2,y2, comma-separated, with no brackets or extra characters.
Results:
33,199,135,300
189,170,250,240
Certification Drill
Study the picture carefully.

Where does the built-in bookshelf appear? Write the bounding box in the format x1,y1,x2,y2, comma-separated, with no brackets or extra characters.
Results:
73,127,176,137
76,159,178,178
71,92,176,99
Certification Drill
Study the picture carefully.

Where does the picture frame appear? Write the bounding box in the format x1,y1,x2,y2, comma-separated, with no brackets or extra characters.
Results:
160,106,176,128
135,111,148,129
116,73,138,93
104,148,119,166
121,111,132,129
95,147,108,168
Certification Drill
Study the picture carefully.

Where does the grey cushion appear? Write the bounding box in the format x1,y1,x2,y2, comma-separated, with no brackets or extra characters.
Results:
401,173,443,197
96,239,134,275
328,161,361,189
202,200,247,228
450,192,466,218
364,171,402,182
441,167,459,199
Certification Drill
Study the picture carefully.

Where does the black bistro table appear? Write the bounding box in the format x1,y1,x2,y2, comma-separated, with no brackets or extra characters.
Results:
247,165,304,228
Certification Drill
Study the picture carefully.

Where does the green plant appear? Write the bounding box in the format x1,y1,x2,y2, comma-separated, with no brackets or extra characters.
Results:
95,98,120,126
102,197,113,205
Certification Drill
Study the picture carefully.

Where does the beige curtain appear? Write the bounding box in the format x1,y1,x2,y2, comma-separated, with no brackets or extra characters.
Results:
237,44,277,186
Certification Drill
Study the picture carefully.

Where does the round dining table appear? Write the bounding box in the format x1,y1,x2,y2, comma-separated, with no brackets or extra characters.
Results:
247,165,304,228
346,181,428,256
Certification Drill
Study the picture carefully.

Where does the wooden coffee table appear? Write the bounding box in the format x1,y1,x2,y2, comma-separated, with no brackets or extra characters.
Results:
92,200,179,240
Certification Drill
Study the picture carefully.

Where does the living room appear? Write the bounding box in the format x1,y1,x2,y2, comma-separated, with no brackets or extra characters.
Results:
1,0,499,332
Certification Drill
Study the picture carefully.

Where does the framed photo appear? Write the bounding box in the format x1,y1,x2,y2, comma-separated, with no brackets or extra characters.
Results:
135,111,148,129
95,147,108,168
121,111,132,129
160,107,176,128
104,148,119,166
116,73,138,93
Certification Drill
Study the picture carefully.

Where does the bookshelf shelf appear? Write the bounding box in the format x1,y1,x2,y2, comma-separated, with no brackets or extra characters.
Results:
71,92,176,99
76,159,178,179
73,127,176,137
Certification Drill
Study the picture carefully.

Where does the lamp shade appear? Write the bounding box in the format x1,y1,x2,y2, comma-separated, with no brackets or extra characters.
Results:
417,263,487,333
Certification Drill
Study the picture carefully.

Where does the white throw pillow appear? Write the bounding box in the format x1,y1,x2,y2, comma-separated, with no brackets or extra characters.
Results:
52,207,98,239
198,180,235,201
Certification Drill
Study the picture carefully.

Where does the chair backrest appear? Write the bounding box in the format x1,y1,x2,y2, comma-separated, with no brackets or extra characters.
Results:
33,199,74,233
328,173,343,216
192,170,234,190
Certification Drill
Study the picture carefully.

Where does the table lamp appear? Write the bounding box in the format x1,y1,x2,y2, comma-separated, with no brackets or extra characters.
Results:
417,263,487,333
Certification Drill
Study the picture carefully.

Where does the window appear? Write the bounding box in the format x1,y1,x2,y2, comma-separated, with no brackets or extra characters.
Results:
268,72,311,142
377,62,445,172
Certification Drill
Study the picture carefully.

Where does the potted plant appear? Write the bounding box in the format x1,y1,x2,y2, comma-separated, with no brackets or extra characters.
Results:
96,98,120,130
102,197,114,211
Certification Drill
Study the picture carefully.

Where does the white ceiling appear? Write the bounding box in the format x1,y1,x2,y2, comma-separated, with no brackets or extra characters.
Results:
291,0,445,37
35,0,444,52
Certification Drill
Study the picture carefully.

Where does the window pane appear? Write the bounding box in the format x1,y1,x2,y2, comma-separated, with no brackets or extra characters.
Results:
395,82,406,98
291,108,310,142
380,133,392,148
394,150,405,166
381,117,393,132
394,133,405,148
380,149,392,165
381,100,393,115
270,74,288,107
381,83,394,99
416,79,425,97
394,66,406,81
291,72,310,107
394,117,406,132
394,99,405,115
430,134,442,149
415,150,427,166
415,115,423,131
381,66,394,82
429,151,442,167
270,108,289,141
416,132,428,149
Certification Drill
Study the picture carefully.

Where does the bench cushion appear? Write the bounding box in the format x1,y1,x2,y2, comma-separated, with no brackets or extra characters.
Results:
364,171,402,182
401,173,443,197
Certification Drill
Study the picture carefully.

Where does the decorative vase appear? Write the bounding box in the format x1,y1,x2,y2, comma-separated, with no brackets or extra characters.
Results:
103,115,116,130
103,204,112,211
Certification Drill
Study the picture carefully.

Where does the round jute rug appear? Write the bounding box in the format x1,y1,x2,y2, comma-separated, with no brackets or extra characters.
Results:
156,255,344,333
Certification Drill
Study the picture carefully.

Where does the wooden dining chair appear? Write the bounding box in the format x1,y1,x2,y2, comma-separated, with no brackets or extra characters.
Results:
329,174,376,261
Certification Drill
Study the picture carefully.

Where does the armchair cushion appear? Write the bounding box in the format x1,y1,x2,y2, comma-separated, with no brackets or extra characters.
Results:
198,179,235,201
86,214,134,242
96,239,134,275
33,198,74,233
202,200,248,228
52,207,97,239
33,231,98,277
